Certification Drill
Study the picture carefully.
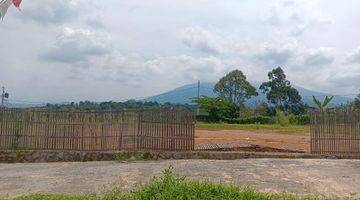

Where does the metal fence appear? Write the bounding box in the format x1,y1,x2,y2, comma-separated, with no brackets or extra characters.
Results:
0,108,195,151
310,110,360,156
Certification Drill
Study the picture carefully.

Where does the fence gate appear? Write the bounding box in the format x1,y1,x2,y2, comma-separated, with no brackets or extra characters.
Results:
310,110,360,156
0,108,195,152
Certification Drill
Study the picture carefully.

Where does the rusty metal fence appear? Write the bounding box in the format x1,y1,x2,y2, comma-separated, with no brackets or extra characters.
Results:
310,110,360,156
0,108,195,151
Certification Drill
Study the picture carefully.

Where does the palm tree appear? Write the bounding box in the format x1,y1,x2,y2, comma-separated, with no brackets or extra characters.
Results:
312,96,334,112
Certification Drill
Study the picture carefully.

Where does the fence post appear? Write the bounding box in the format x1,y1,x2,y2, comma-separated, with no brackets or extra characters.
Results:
0,109,3,149
118,110,124,150
137,109,142,151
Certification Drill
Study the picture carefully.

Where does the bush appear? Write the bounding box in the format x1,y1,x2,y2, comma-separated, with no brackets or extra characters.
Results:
224,116,276,124
276,112,290,127
196,115,217,123
288,115,310,125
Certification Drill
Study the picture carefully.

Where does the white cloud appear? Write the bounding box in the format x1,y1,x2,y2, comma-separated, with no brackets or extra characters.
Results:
19,0,78,26
264,0,334,37
39,27,112,64
254,43,296,67
182,27,224,55
1,0,360,102
302,48,335,66
345,47,360,64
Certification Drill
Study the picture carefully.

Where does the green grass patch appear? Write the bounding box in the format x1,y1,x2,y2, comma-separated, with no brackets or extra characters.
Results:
12,166,324,200
196,122,310,135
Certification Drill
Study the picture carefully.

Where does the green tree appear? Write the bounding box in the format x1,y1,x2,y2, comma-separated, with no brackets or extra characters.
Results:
312,96,334,112
214,70,258,106
353,92,360,110
254,102,270,116
260,67,302,114
193,96,238,121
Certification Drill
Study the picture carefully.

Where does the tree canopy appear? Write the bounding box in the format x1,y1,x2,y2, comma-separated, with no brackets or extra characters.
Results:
260,67,303,114
45,100,193,111
213,70,258,106
193,96,238,121
353,92,360,110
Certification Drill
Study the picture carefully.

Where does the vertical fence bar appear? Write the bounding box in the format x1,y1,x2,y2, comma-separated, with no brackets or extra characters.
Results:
0,108,195,152
310,109,360,156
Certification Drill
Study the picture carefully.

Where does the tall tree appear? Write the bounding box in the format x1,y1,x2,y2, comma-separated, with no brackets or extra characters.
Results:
260,67,302,113
214,70,258,106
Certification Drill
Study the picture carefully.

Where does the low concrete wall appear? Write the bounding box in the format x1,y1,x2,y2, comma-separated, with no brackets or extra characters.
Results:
0,150,358,163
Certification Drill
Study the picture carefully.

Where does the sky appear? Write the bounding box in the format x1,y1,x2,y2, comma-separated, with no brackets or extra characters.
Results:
1,0,360,103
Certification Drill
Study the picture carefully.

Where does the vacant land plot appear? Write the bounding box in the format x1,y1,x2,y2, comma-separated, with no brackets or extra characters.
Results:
196,123,310,135
0,159,359,199
195,124,310,152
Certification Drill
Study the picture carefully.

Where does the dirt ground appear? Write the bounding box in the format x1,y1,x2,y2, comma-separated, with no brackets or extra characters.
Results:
1,159,359,199
195,129,310,152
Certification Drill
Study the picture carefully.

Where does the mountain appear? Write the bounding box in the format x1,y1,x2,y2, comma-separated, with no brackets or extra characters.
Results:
143,82,353,107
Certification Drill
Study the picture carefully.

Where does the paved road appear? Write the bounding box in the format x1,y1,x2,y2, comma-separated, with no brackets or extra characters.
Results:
0,159,359,199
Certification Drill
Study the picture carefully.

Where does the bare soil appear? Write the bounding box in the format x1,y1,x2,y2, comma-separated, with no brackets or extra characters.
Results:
195,129,310,152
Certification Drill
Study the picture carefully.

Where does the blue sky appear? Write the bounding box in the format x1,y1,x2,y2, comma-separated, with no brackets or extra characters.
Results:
1,0,360,103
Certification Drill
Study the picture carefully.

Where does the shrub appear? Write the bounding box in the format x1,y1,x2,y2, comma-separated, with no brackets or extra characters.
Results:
288,115,310,125
224,116,276,124
276,112,290,127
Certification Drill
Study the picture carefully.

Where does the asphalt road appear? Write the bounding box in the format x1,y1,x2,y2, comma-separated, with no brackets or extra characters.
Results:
0,159,359,199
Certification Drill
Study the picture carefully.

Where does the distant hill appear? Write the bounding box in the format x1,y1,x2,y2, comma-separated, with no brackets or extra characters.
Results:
4,103,46,108
143,82,353,107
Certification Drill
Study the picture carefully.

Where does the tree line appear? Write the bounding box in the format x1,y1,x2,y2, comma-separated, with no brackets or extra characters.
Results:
45,100,194,111
194,67,360,125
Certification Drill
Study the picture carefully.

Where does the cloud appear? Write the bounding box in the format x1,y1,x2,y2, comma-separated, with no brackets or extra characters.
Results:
3,0,360,101
303,48,334,66
85,19,106,30
254,44,295,67
39,27,112,64
182,27,224,55
345,47,360,64
329,71,360,93
264,0,333,36
73,53,229,87
19,0,78,26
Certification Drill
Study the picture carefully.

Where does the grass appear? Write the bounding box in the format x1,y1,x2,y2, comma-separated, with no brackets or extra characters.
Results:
196,122,310,135
11,166,324,200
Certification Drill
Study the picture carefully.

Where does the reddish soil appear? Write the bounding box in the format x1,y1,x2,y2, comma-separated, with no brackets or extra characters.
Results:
195,129,310,152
